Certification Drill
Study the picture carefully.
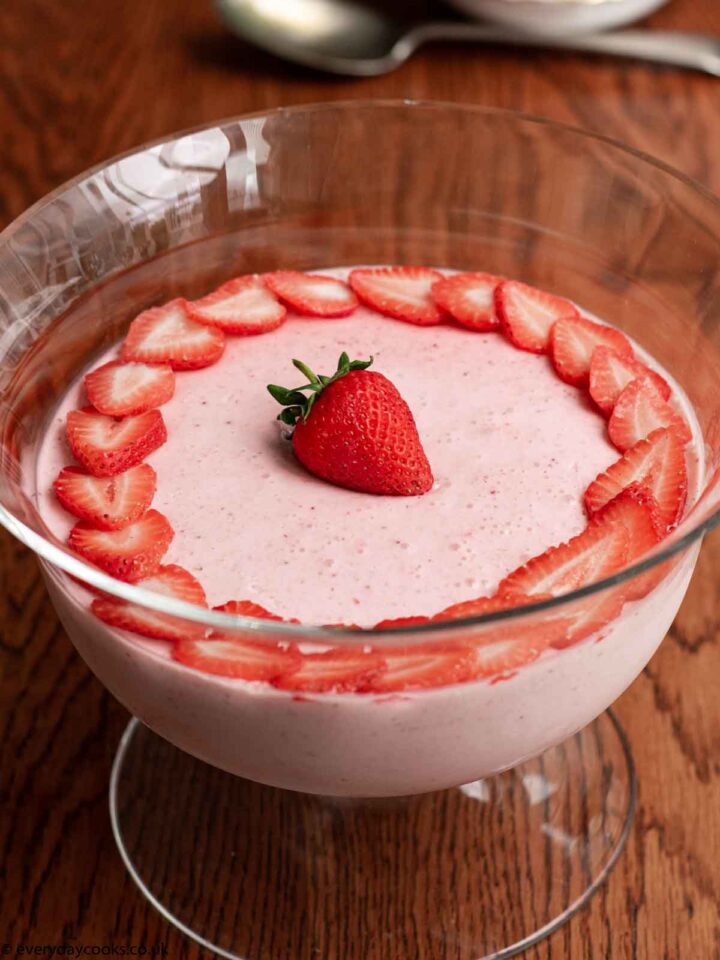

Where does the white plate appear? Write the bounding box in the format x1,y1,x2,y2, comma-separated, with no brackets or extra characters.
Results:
446,0,670,36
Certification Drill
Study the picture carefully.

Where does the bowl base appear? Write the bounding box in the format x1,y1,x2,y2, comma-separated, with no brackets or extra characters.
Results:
109,711,635,959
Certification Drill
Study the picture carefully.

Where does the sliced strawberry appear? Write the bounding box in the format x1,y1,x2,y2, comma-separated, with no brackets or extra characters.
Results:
68,509,173,582
272,647,385,693
187,275,287,334
91,564,207,641
434,590,619,654
84,361,175,417
66,407,167,477
584,427,688,530
440,581,625,655
589,346,671,416
591,484,667,600
430,272,502,331
361,642,477,692
174,636,301,680
550,588,627,649
608,378,692,452
543,487,671,646
214,600,285,621
432,593,516,621
498,521,629,599
54,463,156,530
373,616,431,629
170,598,301,679
348,266,444,326
592,484,664,556
212,599,299,626
550,315,633,386
433,593,573,651
495,281,579,353
472,632,551,678
121,299,225,370
263,271,358,318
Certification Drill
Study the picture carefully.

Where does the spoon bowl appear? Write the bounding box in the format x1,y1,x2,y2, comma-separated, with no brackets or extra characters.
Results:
215,0,410,74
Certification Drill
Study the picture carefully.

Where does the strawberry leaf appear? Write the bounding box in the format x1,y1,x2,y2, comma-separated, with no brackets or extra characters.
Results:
267,354,373,427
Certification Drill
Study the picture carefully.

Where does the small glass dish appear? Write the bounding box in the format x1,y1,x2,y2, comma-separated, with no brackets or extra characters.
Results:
446,0,670,36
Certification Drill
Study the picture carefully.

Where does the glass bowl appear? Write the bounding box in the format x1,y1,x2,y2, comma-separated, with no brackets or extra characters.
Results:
1,101,719,803
6,99,720,959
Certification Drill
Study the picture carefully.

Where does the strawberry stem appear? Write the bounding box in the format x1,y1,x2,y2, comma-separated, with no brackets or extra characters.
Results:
292,359,320,384
268,353,373,427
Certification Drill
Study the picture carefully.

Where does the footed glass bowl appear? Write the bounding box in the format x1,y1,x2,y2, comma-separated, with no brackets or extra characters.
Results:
2,102,720,958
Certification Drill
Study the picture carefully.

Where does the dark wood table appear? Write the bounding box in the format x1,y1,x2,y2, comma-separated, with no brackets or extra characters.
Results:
2,0,720,956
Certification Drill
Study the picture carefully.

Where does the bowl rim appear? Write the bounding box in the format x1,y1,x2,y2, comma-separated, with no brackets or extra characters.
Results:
3,98,720,640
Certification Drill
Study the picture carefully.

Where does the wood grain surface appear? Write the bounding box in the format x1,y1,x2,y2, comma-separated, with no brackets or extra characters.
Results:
2,0,720,956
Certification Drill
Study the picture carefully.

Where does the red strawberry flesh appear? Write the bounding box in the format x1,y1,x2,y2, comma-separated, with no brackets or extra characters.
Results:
550,588,627,649
431,272,502,331
66,407,167,477
187,275,287,334
607,378,692,452
591,484,666,600
85,360,175,417
214,600,286,620
91,564,207,641
174,636,301,680
589,346,671,416
54,463,157,530
372,616,431,629
496,280,579,353
361,642,477,692
472,632,552,677
69,509,174,582
584,427,688,530
550,315,633,386
499,521,629,599
348,266,444,326
122,299,225,370
263,271,358,318
272,647,386,693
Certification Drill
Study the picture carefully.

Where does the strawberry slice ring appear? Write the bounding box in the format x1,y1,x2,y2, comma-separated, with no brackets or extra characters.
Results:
348,266,445,326
92,565,208,641
173,636,302,681
187,276,287,334
263,270,359,318
54,463,157,530
85,361,175,418
496,280,579,353
431,272,503,331
122,299,226,370
66,407,167,477
49,267,697,692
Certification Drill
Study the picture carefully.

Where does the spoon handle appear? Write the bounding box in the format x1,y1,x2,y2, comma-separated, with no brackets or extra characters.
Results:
411,25,720,77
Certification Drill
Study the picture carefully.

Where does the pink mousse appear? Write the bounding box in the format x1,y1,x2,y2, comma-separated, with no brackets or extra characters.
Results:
35,297,623,625
31,269,703,796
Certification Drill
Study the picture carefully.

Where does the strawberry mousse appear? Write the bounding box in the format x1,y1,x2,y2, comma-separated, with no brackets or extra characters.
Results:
32,266,703,795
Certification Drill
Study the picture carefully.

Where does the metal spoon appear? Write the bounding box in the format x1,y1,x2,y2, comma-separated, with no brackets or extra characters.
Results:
215,0,720,77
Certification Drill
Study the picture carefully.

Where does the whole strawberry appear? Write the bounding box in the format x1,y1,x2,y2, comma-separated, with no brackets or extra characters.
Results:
268,354,433,496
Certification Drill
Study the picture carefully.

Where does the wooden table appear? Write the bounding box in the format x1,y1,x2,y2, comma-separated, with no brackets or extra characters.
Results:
2,0,720,956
